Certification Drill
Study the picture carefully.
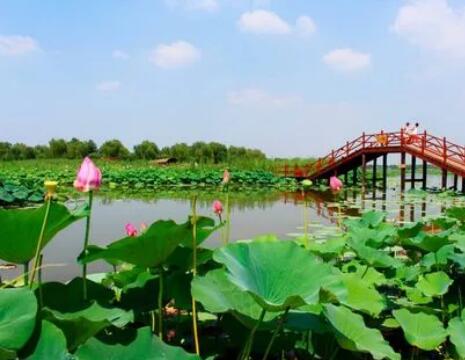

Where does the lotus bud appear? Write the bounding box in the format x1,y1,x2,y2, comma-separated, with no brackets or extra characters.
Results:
222,169,230,185
330,176,343,192
125,223,138,237
73,157,102,192
212,200,223,216
44,180,58,199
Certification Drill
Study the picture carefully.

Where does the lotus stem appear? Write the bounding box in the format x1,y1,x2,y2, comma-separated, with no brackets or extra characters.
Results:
38,255,44,309
459,287,463,315
262,306,290,360
23,262,29,286
151,310,156,333
303,201,309,248
241,308,266,360
191,196,200,355
82,190,94,301
29,197,52,289
158,267,164,339
224,192,230,245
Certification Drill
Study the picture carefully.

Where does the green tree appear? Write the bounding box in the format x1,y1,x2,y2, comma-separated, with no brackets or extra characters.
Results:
0,142,12,160
133,141,160,160
49,139,68,158
33,145,50,159
166,143,190,162
99,139,129,159
66,138,98,159
10,143,35,160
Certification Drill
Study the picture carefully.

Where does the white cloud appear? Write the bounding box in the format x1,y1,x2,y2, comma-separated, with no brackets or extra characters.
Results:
322,48,371,72
0,35,40,56
112,50,129,60
228,88,300,107
238,10,291,35
165,0,219,12
96,81,121,92
296,16,316,37
392,0,465,58
149,41,201,69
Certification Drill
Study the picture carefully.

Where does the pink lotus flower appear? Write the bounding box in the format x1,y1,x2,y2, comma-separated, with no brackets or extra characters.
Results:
125,223,138,237
330,176,343,192
212,200,223,216
73,157,102,192
222,169,230,185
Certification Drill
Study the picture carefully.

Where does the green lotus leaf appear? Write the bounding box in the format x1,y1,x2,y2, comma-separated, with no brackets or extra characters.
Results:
0,202,88,263
420,245,455,270
397,222,423,240
323,304,400,360
448,314,465,359
393,309,447,350
446,207,465,223
0,288,37,352
24,321,69,360
342,262,387,286
404,287,432,305
402,231,451,253
191,268,278,322
80,217,219,268
43,302,134,351
213,241,333,311
338,273,386,316
415,271,453,297
348,239,402,269
74,326,200,360
307,236,346,258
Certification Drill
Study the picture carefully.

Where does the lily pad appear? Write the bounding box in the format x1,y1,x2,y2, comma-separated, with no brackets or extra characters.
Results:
323,304,400,360
213,241,333,311
0,202,88,263
74,326,200,360
393,309,447,350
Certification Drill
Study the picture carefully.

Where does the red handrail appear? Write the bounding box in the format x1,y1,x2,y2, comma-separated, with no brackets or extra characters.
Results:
278,128,465,178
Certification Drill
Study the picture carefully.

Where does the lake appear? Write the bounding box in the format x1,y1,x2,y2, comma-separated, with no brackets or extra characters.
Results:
2,174,465,282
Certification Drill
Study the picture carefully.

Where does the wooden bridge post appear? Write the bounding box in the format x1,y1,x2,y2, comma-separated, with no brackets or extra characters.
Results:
411,155,416,189
344,172,348,185
422,160,427,190
372,157,377,189
400,152,406,192
453,174,458,191
382,154,387,190
462,177,465,194
361,153,367,190
352,168,357,186
442,169,448,189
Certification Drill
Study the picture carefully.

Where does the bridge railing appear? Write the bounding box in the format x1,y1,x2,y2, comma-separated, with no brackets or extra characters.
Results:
278,129,465,179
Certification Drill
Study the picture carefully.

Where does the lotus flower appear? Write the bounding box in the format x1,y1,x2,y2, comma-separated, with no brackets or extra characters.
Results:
213,200,223,216
222,169,230,185
74,157,102,192
330,176,343,192
125,223,138,237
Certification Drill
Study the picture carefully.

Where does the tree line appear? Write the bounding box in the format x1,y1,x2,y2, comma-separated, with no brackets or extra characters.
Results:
0,138,267,164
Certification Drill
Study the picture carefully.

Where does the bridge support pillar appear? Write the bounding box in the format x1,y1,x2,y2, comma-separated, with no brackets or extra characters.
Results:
382,154,387,190
352,168,357,186
411,156,416,189
372,157,377,189
422,160,427,190
442,169,448,189
400,152,406,192
454,174,458,191
344,172,348,185
361,154,367,190
462,177,465,194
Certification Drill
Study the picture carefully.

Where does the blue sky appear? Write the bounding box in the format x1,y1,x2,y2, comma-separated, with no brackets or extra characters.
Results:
1,0,465,157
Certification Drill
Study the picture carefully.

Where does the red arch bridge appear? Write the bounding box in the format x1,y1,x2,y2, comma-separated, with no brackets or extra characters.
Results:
279,129,465,192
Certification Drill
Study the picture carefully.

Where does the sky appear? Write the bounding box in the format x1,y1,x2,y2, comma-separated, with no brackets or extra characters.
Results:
2,0,465,157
